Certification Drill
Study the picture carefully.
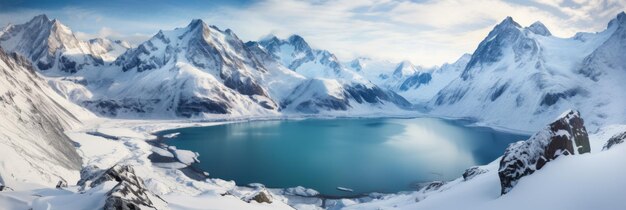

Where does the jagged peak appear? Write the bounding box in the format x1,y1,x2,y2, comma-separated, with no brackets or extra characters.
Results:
287,34,305,43
608,11,626,28
30,14,51,23
259,34,279,43
497,16,522,29
187,18,206,29
393,60,418,76
527,21,552,36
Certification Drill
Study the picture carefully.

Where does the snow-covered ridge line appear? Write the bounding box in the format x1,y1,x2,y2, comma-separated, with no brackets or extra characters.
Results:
0,15,414,120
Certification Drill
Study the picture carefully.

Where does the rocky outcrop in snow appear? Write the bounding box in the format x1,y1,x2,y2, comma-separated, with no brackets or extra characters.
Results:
462,166,488,181
602,131,626,150
243,188,274,204
498,110,590,195
78,165,167,209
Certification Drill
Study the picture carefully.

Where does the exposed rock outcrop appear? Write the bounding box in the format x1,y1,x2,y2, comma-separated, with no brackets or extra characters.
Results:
78,165,167,209
462,166,488,181
244,188,274,204
603,131,626,150
498,110,590,195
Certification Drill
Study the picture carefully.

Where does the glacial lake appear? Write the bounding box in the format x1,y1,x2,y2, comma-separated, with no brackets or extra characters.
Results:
160,118,529,196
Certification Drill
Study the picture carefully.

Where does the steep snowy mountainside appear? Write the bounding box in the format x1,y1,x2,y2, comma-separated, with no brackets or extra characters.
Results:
0,15,104,74
345,54,471,104
0,47,95,187
37,18,410,117
88,38,131,62
399,54,471,104
430,14,626,132
346,58,422,89
253,34,412,112
526,21,552,36
256,34,366,82
77,19,288,117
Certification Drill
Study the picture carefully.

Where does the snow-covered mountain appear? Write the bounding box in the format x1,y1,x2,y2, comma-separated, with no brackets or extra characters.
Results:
0,46,94,187
0,15,105,74
345,54,471,104
0,17,411,118
88,38,131,62
250,35,411,113
430,13,626,131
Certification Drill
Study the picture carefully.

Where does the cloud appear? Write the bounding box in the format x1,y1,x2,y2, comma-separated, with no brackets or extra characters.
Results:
196,0,625,66
1,0,624,66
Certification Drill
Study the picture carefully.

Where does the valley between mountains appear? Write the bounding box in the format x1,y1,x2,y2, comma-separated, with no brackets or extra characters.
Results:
1,11,626,210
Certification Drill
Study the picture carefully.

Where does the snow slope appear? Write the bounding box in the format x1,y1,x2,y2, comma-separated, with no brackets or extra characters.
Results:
0,46,95,187
342,116,626,210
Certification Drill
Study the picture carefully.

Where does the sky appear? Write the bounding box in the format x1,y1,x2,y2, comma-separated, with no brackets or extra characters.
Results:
0,0,624,66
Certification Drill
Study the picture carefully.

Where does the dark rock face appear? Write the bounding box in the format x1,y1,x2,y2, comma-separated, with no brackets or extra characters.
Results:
414,181,446,193
245,189,273,204
293,97,350,114
498,110,590,195
490,82,510,101
56,180,68,188
462,166,488,181
399,73,432,91
540,88,580,107
176,96,231,117
82,99,161,117
78,165,166,209
603,131,626,150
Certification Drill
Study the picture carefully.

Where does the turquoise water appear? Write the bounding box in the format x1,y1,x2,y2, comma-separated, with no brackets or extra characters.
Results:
161,118,528,196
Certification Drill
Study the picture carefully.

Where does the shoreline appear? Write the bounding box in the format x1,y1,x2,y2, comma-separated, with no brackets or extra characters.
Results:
131,114,529,201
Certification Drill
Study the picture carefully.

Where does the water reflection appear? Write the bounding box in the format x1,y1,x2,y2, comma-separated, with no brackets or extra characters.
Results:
161,117,528,196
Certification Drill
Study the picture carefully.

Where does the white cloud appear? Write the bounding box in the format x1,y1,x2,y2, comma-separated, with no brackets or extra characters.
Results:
197,0,625,66
2,0,624,66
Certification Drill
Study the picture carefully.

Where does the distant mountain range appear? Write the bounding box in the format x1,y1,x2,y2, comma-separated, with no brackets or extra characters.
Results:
2,12,626,131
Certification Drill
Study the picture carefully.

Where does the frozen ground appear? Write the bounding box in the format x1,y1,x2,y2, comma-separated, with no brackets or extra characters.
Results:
2,115,624,210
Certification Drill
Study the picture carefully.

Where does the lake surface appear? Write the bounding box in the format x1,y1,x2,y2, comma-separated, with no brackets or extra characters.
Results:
160,118,528,196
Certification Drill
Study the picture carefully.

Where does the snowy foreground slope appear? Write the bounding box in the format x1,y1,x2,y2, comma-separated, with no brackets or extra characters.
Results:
1,12,626,210
0,46,95,187
1,108,625,209
343,111,626,210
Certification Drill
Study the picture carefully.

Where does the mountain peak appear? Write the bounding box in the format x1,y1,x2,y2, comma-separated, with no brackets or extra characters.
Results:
187,19,207,29
498,16,521,29
259,34,279,42
287,34,311,50
608,11,626,28
31,14,51,23
393,60,418,77
288,34,305,42
527,21,552,36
